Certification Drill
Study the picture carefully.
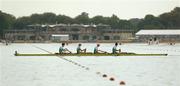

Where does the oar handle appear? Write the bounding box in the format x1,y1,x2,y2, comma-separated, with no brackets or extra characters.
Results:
99,50,109,54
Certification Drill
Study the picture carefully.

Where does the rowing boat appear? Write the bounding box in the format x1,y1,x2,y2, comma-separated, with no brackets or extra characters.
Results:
14,52,168,56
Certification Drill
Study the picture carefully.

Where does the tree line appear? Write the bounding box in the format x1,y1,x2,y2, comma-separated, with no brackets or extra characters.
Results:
0,7,180,38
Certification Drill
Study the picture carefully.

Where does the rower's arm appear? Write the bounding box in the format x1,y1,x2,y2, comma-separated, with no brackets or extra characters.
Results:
98,50,108,53
64,48,72,53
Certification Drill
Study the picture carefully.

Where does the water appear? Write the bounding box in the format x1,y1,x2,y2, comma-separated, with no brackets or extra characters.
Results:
0,43,180,86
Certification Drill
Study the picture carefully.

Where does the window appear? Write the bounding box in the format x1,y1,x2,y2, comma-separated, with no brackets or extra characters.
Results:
59,28,67,31
30,36,35,40
104,36,110,40
113,36,120,40
71,28,80,31
83,35,89,40
92,36,96,40
72,34,79,40
17,36,25,40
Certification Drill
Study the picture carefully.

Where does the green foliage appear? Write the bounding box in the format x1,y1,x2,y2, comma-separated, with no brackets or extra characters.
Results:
0,11,15,38
91,15,106,24
138,7,180,30
118,20,135,29
30,12,57,24
138,14,164,29
13,7,180,30
56,15,74,24
13,17,31,29
74,12,90,24
159,7,180,28
108,14,120,29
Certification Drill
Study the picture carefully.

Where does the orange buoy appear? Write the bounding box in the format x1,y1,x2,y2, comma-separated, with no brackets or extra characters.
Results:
85,68,89,70
119,81,126,85
109,77,115,81
102,74,107,77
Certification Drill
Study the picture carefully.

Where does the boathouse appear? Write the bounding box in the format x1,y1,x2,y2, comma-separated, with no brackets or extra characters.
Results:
136,29,180,43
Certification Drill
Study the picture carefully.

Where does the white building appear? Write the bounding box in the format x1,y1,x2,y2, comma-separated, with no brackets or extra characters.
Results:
136,29,180,43
51,34,69,42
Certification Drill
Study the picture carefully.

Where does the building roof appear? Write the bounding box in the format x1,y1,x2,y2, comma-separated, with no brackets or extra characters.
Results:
136,29,180,35
51,34,69,37
103,29,134,32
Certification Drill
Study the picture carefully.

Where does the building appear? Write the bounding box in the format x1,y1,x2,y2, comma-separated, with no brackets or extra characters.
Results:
51,34,69,42
136,29,180,43
4,24,135,43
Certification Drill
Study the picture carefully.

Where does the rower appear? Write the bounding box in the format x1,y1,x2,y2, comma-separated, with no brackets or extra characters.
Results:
14,51,18,56
59,43,72,54
94,44,108,54
76,44,86,54
112,42,121,54
5,40,8,46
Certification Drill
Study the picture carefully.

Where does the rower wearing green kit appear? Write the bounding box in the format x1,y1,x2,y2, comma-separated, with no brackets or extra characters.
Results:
112,42,121,54
59,43,72,54
76,44,86,54
94,44,108,54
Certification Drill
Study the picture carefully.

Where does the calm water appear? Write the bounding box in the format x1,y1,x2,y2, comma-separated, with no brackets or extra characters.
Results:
0,43,180,86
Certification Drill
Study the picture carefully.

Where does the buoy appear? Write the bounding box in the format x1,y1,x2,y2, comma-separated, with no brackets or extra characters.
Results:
96,72,101,74
109,77,115,81
119,81,126,85
102,74,107,77
85,68,89,70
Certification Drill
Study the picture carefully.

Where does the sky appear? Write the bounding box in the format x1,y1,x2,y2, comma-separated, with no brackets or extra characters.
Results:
0,0,180,19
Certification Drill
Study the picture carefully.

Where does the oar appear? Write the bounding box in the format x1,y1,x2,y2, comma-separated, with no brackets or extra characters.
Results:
99,50,110,54
64,48,72,53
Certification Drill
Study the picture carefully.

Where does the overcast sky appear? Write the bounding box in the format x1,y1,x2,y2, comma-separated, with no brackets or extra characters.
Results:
0,0,180,19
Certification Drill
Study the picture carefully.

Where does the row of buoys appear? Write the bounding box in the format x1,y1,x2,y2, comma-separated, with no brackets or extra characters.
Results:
57,55,126,85
33,45,126,86
101,73,125,85
58,55,126,85
60,54,126,85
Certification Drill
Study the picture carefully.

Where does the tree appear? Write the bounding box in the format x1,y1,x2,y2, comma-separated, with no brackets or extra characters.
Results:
118,20,135,30
74,12,90,24
159,7,180,28
13,17,31,29
30,14,42,24
30,12,57,24
138,14,164,29
56,15,74,24
129,18,142,31
41,12,57,24
0,11,15,38
107,14,120,29
91,15,106,24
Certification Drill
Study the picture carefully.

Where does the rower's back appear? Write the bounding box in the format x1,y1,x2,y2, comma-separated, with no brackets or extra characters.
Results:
59,43,65,53
94,44,100,54
77,44,81,54
112,43,118,54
